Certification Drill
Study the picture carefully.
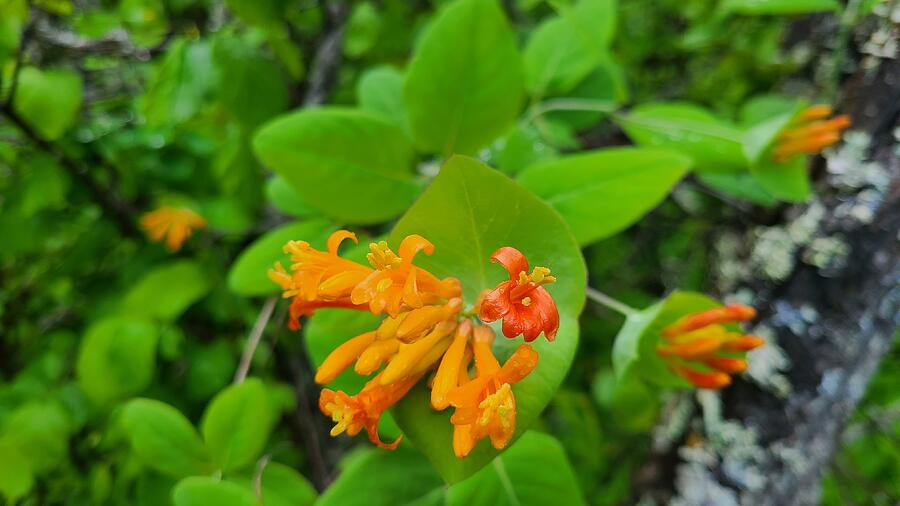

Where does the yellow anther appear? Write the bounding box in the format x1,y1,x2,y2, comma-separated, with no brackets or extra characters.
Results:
521,297,532,307
367,241,403,269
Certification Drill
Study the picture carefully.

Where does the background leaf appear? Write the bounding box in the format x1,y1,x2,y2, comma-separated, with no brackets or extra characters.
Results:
253,107,419,224
230,462,317,506
403,0,524,155
121,261,210,321
12,67,83,140
201,378,274,472
227,219,336,296
173,477,258,506
316,448,444,506
389,156,586,483
517,147,691,245
76,317,159,405
122,398,213,478
356,66,407,128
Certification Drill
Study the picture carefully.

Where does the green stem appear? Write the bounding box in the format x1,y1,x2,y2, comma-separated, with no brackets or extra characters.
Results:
585,287,637,316
525,98,619,124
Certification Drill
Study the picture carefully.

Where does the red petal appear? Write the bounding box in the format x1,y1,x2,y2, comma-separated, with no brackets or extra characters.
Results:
490,247,529,280
479,282,513,322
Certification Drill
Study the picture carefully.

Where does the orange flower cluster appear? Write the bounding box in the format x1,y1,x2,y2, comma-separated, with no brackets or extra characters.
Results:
656,304,764,389
773,105,851,163
269,231,559,457
140,206,206,252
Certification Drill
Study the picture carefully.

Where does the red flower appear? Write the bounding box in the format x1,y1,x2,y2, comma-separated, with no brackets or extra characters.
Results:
479,247,559,342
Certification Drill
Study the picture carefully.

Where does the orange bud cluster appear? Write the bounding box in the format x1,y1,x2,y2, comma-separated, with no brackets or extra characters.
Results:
773,105,851,163
270,231,556,457
657,304,764,389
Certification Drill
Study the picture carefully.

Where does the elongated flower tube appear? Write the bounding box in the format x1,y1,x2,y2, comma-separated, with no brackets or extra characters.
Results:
657,304,764,389
319,371,422,450
446,325,539,458
479,247,559,342
140,206,206,252
351,236,461,317
773,105,851,163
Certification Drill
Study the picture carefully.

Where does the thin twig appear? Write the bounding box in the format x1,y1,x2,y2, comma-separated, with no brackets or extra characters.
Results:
234,296,278,384
302,1,347,106
283,353,332,490
585,286,638,316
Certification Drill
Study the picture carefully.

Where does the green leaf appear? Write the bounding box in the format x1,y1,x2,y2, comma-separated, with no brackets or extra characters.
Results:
201,378,274,472
253,107,419,224
122,261,211,321
343,2,382,58
446,431,586,506
721,0,840,15
616,102,747,174
403,0,524,155
2,401,71,473
77,317,159,405
12,67,83,140
212,35,288,129
389,156,586,483
495,125,558,175
140,39,213,127
225,0,285,29
611,291,721,387
316,448,444,506
122,398,214,478
742,105,811,202
227,219,336,296
542,59,628,131
522,0,616,98
230,462,317,506
265,176,319,217
697,173,777,207
173,477,258,506
517,147,691,245
356,66,407,128
0,439,33,502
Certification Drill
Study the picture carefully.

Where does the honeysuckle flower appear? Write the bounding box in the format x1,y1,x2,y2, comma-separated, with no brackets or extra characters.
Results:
657,304,765,389
140,206,206,252
446,325,539,458
479,247,560,342
773,105,851,163
351,236,461,317
271,231,558,454
319,371,422,450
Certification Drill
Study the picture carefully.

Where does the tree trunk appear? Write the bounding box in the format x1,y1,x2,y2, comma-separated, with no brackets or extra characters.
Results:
636,12,900,506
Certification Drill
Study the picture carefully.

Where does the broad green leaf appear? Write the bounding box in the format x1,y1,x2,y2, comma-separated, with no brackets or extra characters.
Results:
542,59,628,131
616,102,747,174
122,261,210,321
523,0,616,98
225,0,284,29
495,125,558,175
344,2,381,58
721,0,840,15
12,67,82,140
2,401,71,473
265,176,319,217
697,173,777,207
173,477,257,506
227,219,335,296
612,291,723,387
591,371,659,432
201,378,274,472
19,152,69,216
316,448,444,506
140,39,213,127
253,108,419,223
517,147,691,245
77,317,159,405
738,94,798,127
230,462,317,506
356,66,407,128
446,431,586,506
403,0,524,155
0,439,33,502
389,156,586,483
122,399,213,478
212,35,288,129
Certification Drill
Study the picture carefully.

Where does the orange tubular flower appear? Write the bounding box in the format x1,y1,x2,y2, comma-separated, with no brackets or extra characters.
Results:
479,247,560,342
351,236,461,317
140,206,206,252
773,105,851,163
445,325,539,458
319,371,422,450
657,304,765,389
